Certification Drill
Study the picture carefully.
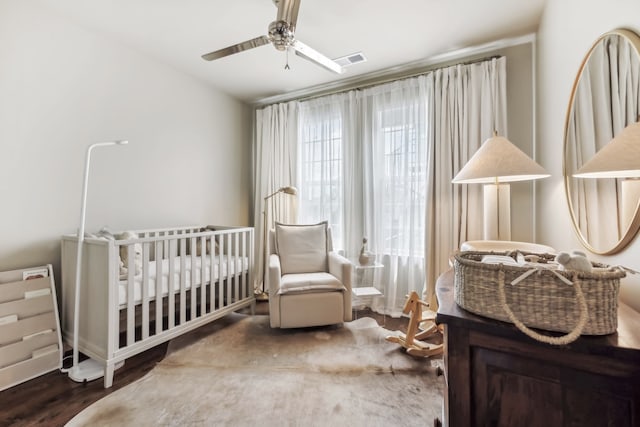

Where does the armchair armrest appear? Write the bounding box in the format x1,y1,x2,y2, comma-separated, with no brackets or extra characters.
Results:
328,252,352,291
267,253,282,328
329,251,353,322
267,253,282,296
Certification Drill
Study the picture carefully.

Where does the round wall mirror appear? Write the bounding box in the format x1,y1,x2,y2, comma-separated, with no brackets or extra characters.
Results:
564,28,640,255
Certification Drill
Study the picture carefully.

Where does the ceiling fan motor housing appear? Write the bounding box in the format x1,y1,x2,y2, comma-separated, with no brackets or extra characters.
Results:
269,20,294,50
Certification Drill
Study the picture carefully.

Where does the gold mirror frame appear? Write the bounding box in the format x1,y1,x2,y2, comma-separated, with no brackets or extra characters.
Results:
563,28,640,255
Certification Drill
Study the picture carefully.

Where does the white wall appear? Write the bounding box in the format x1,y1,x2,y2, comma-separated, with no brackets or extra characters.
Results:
0,2,251,280
537,0,640,310
501,42,536,243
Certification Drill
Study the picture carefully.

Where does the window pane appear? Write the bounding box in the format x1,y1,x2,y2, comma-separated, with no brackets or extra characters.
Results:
379,102,426,257
298,107,344,249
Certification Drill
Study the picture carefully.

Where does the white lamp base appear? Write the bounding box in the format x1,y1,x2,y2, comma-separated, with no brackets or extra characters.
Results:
483,183,511,241
68,358,124,383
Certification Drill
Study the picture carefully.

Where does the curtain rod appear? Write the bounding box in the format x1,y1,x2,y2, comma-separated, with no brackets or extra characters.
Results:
290,55,503,102
260,54,502,106
253,33,536,107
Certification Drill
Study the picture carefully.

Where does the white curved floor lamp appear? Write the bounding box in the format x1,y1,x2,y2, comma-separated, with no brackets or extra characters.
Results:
258,186,297,300
68,140,128,383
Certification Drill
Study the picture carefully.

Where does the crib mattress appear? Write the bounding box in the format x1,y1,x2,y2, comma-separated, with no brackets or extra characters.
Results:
117,255,248,307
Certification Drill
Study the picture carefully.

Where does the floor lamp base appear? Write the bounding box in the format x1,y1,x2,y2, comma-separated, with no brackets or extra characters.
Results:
68,358,124,383
255,290,269,301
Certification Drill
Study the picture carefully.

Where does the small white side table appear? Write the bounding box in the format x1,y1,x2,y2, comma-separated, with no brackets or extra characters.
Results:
351,261,384,323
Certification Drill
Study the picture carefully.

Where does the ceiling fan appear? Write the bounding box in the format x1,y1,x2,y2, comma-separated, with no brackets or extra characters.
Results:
201,0,344,74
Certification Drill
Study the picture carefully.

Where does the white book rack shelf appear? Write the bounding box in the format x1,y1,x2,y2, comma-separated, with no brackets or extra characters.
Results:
0,265,63,391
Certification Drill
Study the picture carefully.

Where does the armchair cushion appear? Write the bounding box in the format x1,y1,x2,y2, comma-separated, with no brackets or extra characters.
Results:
275,221,328,274
279,272,345,295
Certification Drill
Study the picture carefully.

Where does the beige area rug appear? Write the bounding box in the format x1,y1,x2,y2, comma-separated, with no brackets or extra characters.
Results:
67,314,443,426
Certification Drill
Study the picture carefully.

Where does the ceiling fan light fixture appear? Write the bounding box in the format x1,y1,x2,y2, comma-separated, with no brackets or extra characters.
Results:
268,20,294,50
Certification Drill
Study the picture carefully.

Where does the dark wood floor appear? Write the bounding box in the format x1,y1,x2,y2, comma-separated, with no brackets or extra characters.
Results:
0,302,408,427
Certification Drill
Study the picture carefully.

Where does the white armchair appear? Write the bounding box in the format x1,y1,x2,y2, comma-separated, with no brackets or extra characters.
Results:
267,221,353,328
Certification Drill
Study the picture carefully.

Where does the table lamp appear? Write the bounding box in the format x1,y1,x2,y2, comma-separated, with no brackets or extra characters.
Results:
573,120,640,228
452,132,550,240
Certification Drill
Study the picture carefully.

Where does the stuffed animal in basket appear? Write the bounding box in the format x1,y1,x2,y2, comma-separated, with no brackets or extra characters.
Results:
555,250,592,273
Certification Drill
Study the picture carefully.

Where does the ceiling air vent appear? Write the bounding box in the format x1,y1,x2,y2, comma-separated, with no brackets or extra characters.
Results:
334,52,367,68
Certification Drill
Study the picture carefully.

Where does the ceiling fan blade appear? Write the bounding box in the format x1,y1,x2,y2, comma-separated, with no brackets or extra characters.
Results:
276,0,301,30
291,40,344,74
202,35,271,61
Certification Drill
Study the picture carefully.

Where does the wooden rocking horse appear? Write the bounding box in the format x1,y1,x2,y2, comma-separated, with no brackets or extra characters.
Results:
385,291,444,357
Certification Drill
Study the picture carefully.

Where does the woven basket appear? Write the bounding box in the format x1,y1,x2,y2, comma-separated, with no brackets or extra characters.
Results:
453,251,625,345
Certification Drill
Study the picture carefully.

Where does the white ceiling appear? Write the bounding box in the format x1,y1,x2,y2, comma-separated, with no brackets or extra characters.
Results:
39,0,546,103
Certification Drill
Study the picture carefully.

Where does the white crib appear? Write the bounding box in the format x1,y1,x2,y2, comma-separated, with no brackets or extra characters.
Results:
61,225,254,388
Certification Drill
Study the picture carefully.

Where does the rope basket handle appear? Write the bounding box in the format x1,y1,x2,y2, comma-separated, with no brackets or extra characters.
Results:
497,270,588,345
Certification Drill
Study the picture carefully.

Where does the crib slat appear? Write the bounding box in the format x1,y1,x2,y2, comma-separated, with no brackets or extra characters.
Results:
200,236,207,316
246,230,250,299
214,236,217,311
250,229,255,300
155,241,163,335
179,239,187,325
230,232,235,302
218,236,224,310
190,237,197,320
226,233,232,304
243,232,247,298
240,231,246,300
168,239,175,329
141,243,150,340
126,245,135,347
234,232,240,303
249,230,253,298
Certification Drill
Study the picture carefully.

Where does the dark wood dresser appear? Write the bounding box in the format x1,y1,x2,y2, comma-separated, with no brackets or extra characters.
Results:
435,269,640,427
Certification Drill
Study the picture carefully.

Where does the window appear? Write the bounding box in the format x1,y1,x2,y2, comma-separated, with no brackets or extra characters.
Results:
379,108,426,257
261,59,505,317
298,89,427,259
298,108,344,249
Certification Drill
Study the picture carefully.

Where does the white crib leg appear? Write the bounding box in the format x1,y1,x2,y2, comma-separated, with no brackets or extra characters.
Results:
251,299,256,315
104,363,116,388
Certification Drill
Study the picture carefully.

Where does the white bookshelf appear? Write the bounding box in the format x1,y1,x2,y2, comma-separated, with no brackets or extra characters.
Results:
0,265,62,391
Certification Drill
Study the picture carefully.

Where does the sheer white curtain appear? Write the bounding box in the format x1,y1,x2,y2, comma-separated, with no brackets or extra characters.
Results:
260,58,507,315
359,77,430,315
298,79,430,316
254,101,299,294
424,57,507,309
295,58,506,316
297,92,363,252
298,95,346,248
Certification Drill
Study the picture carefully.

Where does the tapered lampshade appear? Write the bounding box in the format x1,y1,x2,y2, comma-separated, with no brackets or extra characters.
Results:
264,186,297,201
452,133,550,183
278,186,298,195
452,132,549,241
573,121,640,178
